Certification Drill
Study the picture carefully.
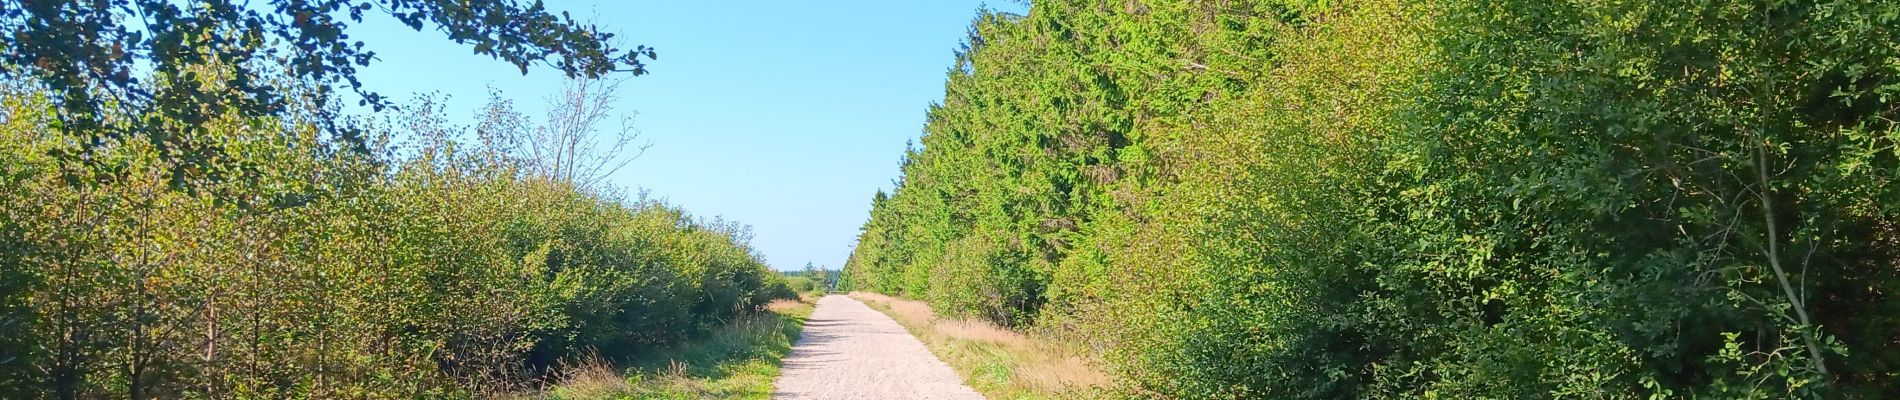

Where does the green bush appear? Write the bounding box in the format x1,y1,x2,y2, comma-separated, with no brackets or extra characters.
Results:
0,82,789,397
846,0,1900,397
785,276,817,293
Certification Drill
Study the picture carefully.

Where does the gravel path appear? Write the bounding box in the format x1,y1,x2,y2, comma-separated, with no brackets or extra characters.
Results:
771,295,985,400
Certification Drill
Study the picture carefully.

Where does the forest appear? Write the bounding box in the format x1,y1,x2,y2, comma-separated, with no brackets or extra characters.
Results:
844,0,1900,398
0,1,792,398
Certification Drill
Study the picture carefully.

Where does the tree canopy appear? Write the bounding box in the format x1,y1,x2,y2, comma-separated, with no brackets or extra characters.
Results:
847,0,1900,397
0,0,654,183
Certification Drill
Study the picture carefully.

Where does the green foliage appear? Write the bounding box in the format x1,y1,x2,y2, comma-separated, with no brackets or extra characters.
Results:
0,0,654,187
608,300,812,400
790,263,840,294
0,81,789,397
543,300,812,400
847,0,1900,397
784,276,817,294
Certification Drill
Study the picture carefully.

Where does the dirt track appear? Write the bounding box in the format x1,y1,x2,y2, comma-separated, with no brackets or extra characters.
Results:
771,295,985,399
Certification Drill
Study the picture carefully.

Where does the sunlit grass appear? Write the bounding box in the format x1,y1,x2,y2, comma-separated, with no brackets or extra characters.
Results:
849,292,1114,399
541,299,815,400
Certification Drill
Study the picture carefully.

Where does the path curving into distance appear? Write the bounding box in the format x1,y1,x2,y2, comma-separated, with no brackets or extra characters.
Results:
771,295,985,400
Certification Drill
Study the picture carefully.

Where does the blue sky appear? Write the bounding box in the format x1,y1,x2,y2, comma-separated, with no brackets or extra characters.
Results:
349,2,1021,271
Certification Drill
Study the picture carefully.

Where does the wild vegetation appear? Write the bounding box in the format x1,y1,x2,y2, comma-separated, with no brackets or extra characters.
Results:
544,299,814,400
846,0,1900,398
851,292,1111,399
0,3,796,397
784,263,839,296
0,78,793,397
0,0,653,168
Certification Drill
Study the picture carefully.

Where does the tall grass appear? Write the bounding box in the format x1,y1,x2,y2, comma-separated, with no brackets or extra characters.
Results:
543,299,815,400
849,292,1112,399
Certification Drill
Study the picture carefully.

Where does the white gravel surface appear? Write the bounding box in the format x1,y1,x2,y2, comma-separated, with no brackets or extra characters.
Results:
771,295,985,400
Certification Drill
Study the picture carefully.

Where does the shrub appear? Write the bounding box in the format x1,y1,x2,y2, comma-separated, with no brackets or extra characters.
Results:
846,0,1900,397
785,276,817,293
0,82,786,397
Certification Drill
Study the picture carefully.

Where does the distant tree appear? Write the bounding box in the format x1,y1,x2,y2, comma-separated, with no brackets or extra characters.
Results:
801,262,832,291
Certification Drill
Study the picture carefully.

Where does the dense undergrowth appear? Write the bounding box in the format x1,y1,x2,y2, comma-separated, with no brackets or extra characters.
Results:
543,299,813,400
845,0,1900,398
0,81,795,397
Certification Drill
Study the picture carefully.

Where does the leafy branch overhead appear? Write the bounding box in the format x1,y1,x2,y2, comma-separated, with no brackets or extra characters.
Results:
0,0,654,168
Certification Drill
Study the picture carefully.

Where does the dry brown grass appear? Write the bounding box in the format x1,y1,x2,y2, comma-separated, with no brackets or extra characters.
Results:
848,291,1113,398
935,319,1031,347
849,291,935,327
935,318,1111,393
542,352,630,399
1017,351,1113,393
764,298,805,314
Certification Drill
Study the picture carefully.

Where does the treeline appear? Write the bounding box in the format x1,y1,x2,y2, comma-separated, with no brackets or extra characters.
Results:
0,79,792,397
846,0,1900,398
785,263,840,294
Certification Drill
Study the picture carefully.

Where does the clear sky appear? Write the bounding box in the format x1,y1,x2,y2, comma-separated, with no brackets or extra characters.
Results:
348,2,1020,271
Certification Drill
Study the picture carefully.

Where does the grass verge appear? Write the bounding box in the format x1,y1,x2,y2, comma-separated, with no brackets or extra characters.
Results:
540,299,815,400
848,292,1114,399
